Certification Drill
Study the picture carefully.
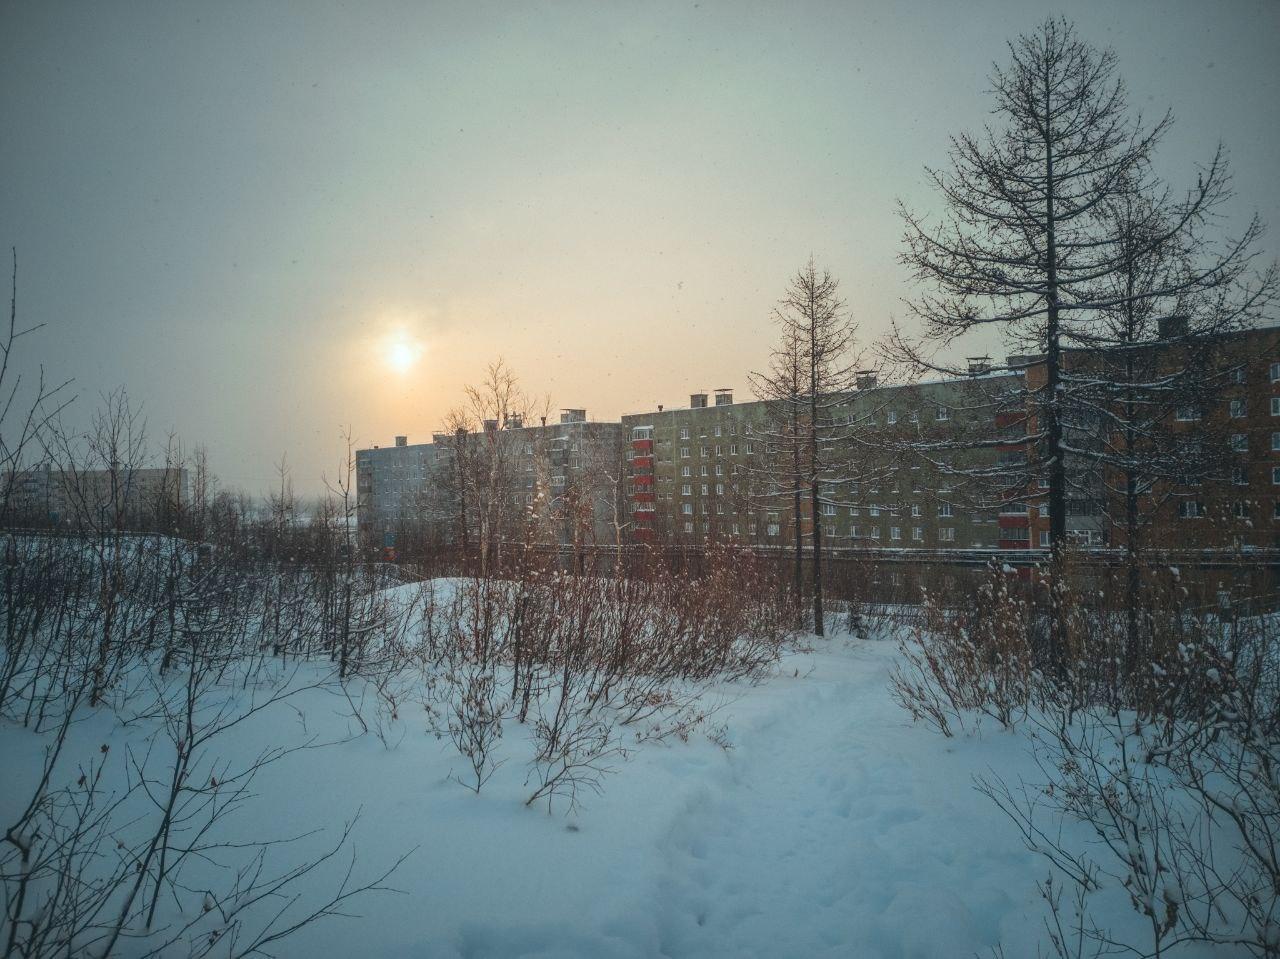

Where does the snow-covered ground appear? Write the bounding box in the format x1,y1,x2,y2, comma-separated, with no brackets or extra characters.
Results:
4,608,1232,958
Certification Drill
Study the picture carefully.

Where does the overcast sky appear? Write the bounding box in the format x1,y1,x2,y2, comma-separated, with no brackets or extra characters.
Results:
3,0,1277,495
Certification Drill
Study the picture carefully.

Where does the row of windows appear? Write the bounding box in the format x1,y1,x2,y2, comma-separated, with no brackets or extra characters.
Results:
678,443,753,458
1180,499,1280,519
1181,396,1280,421
1229,432,1280,451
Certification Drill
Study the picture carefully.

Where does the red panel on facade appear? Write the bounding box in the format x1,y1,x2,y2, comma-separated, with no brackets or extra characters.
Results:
997,515,1030,528
632,491,655,502
632,474,654,486
631,439,653,452
631,456,653,469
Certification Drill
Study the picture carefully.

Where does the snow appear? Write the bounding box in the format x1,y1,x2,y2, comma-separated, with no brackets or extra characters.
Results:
1,587,1232,958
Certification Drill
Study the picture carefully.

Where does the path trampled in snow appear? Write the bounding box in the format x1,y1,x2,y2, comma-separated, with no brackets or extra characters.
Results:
652,641,1034,959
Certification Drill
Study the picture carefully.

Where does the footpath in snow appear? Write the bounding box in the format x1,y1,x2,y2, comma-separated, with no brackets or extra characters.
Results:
265,635,1061,958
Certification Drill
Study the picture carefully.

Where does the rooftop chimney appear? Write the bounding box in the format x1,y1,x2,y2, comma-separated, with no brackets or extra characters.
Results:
483,419,498,433
714,388,733,406
856,371,878,390
395,435,407,447
690,392,708,409
657,404,664,412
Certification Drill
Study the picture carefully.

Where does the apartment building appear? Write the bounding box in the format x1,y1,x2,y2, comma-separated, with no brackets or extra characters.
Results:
357,324,1276,557
355,410,628,549
621,370,1026,550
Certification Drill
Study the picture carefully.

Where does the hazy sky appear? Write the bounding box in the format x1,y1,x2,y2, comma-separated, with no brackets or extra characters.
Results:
3,0,1278,495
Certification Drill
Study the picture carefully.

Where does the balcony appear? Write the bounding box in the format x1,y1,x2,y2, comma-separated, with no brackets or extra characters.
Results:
632,491,656,503
632,439,653,452
631,455,654,469
632,474,654,486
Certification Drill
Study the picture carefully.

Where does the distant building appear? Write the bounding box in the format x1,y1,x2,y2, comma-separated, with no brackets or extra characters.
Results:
2,464,188,530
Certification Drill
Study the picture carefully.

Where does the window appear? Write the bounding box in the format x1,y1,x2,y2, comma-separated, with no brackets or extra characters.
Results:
714,445,722,456
1273,432,1280,451
729,444,738,455
1230,399,1247,419
714,426,722,437
700,446,709,457
715,464,723,476
935,406,950,421
1232,433,1248,452
551,475,565,487
850,525,861,538
911,504,921,517
939,527,955,542
938,503,954,517
1271,361,1280,383
1274,466,1280,486
1177,405,1202,421
680,427,690,439
821,503,836,516
1178,501,1206,518
1230,366,1245,384
1272,397,1280,416
683,522,694,533
767,523,780,536
1232,467,1248,486
681,465,691,477
912,527,923,541
731,523,740,535
715,483,724,495
748,523,757,535
890,526,901,540
745,443,755,454
682,503,693,515
701,484,709,495
680,447,690,458
700,465,708,476
681,484,692,496
1233,501,1250,519
887,410,898,424
1039,531,1050,547
869,505,880,517
869,527,881,539
849,506,860,517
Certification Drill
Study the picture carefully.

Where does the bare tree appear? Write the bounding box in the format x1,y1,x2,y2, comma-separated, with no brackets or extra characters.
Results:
892,17,1270,653
750,259,863,636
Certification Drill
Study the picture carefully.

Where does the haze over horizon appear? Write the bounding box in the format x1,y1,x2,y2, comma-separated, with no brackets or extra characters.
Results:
3,0,1278,496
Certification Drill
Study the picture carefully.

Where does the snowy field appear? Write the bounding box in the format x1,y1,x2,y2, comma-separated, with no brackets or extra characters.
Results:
7,581,1239,959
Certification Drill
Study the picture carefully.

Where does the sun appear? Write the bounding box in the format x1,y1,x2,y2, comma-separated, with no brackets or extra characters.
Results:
384,336,423,373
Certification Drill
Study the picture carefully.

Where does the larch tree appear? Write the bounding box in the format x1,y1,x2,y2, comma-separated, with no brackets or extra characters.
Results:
751,259,863,637
892,17,1266,648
